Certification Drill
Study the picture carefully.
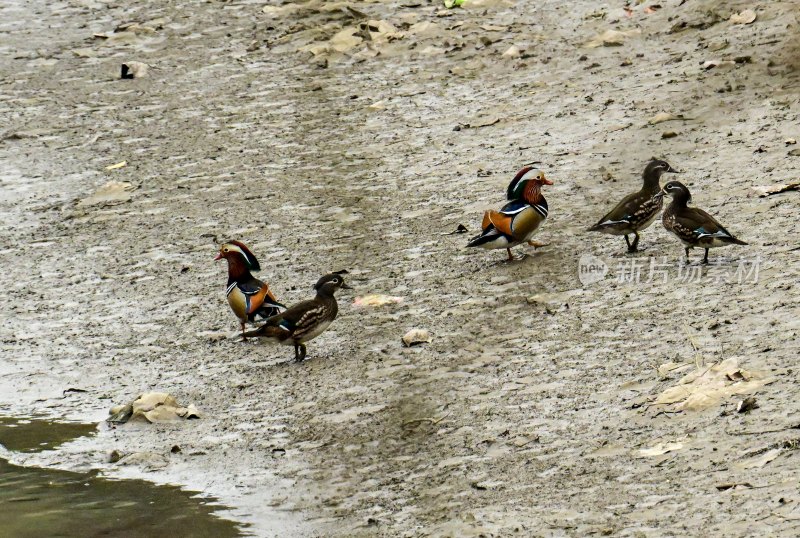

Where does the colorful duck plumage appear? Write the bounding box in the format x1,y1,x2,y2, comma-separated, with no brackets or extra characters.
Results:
467,166,552,261
656,180,747,264
588,159,678,252
215,240,285,337
243,273,350,362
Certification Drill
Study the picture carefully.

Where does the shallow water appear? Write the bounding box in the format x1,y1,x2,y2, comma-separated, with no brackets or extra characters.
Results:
0,417,244,538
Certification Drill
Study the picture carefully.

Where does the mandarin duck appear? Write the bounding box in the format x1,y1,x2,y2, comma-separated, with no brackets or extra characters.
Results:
655,180,747,264
243,273,350,362
588,159,678,252
215,240,285,337
467,166,552,261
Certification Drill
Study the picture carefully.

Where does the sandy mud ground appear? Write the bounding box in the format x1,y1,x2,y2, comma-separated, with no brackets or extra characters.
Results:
1,0,800,536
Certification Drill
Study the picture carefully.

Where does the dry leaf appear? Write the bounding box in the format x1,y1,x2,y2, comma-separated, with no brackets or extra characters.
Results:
653,358,772,411
461,116,500,129
121,62,148,79
330,27,363,52
353,294,403,307
502,45,521,58
703,59,736,70
262,4,302,17
73,48,97,58
2,129,50,140
736,448,781,469
716,482,752,491
638,442,684,457
586,29,641,48
402,328,431,347
736,397,758,413
444,224,468,235
77,181,135,208
648,112,687,125
750,183,800,197
657,361,693,378
107,392,201,424
361,20,404,44
105,160,127,170
730,9,756,25
408,21,440,35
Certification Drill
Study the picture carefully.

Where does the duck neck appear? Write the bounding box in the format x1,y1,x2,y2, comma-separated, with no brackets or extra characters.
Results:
669,190,691,209
642,169,662,193
522,182,545,205
226,256,252,284
315,287,337,302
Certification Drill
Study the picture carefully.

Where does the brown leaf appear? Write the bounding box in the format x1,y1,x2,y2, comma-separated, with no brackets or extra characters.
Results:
402,328,431,347
585,29,641,48
750,183,800,197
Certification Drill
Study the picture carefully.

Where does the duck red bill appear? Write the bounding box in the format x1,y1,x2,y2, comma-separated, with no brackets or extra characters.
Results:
214,253,223,260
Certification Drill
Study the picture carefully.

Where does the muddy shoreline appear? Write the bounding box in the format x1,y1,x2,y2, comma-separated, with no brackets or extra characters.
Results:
1,1,800,536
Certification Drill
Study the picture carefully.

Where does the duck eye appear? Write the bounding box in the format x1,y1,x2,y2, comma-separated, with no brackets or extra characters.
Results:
223,248,229,252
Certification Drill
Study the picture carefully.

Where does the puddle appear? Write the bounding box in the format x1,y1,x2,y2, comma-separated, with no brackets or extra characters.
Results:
0,416,245,538
0,416,97,452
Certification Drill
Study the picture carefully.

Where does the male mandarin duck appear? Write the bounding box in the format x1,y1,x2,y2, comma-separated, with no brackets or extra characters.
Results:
655,180,747,264
243,273,350,362
588,159,678,252
214,240,285,337
467,166,552,261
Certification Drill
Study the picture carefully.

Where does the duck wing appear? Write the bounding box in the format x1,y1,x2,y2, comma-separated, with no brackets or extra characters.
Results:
675,207,747,244
235,276,283,315
589,189,658,230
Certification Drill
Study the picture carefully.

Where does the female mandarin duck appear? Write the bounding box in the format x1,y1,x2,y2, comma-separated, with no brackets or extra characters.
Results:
215,240,284,338
655,180,747,264
467,166,552,261
588,159,678,252
243,273,350,362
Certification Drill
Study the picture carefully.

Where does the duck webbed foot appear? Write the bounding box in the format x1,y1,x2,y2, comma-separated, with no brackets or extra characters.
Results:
527,240,550,249
626,232,641,253
294,343,307,362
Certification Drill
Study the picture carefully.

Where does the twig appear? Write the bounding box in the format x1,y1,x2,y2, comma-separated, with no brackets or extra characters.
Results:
726,426,799,436
401,411,450,429
682,324,704,368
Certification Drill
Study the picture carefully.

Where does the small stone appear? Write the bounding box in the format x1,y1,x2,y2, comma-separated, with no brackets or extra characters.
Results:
737,397,758,413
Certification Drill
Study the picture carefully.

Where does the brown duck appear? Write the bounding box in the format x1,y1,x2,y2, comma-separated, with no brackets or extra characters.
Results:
655,180,747,263
588,159,678,252
243,273,350,362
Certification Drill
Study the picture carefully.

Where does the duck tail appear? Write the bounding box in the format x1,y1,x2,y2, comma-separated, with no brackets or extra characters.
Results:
730,237,748,246
242,324,285,339
466,231,494,248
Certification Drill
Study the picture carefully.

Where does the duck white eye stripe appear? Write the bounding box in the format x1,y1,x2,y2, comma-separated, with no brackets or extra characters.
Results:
520,169,541,181
227,245,251,265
